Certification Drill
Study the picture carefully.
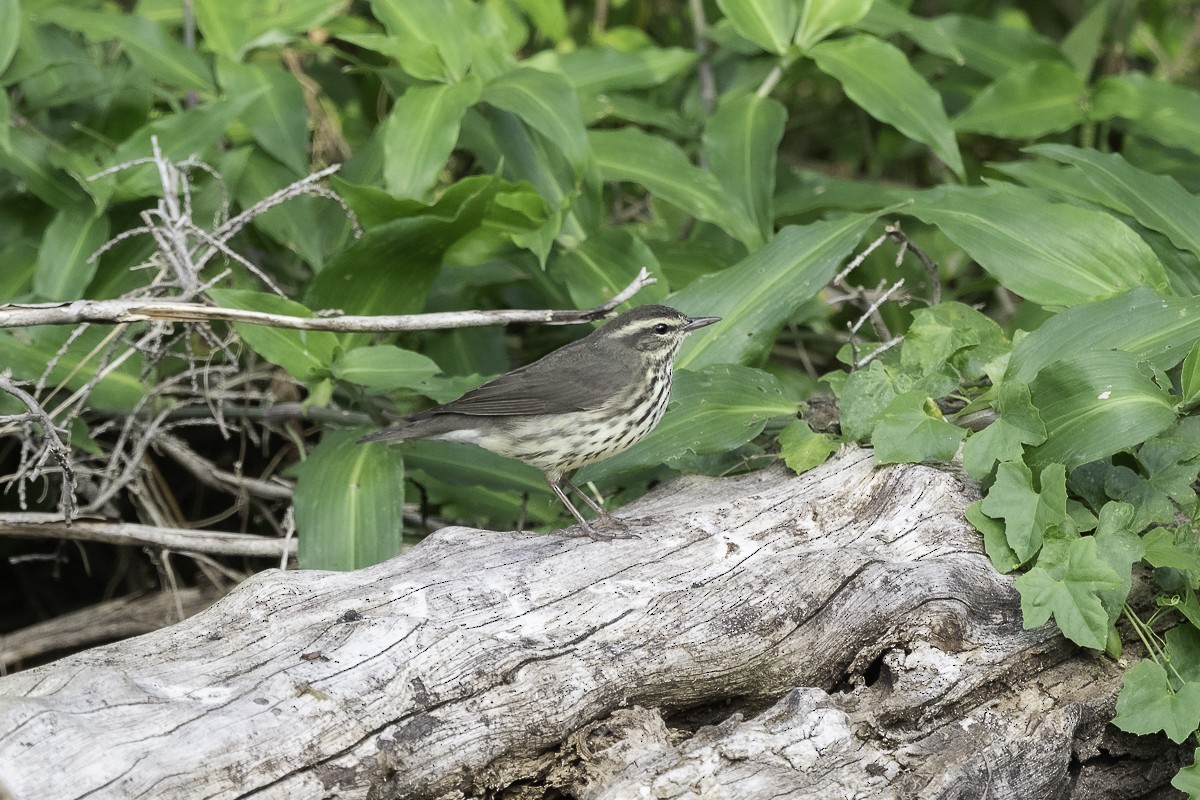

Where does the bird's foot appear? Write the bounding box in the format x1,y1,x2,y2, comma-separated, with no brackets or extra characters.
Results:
577,514,641,541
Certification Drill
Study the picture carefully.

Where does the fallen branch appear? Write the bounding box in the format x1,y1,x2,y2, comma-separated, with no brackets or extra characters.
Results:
0,269,657,332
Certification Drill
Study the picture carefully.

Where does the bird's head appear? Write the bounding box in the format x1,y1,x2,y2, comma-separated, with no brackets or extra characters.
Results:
597,304,720,359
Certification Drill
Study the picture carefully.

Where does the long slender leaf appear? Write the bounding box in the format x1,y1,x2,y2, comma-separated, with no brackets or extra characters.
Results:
796,0,874,50
547,46,698,94
1028,144,1200,263
551,227,669,311
207,289,338,381
590,127,760,248
0,0,18,75
296,431,405,571
954,61,1087,137
703,92,786,248
384,77,482,199
906,184,1169,306
33,201,109,301
1006,286,1200,384
716,0,797,54
195,0,341,61
482,68,588,173
216,61,308,175
1028,350,1177,471
810,34,964,179
368,0,472,82
1093,73,1200,158
672,214,879,370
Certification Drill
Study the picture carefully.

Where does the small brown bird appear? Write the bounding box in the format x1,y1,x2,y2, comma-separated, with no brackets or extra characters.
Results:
359,304,719,539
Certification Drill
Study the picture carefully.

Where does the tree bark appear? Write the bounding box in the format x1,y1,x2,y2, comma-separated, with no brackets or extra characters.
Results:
0,447,1184,799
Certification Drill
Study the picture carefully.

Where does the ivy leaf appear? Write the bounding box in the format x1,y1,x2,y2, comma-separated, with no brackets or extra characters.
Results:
979,461,1068,562
1014,536,1123,650
1172,748,1200,798
778,419,837,474
902,302,1008,380
966,500,1019,573
1092,502,1143,627
1113,659,1200,743
962,381,1047,479
872,391,966,464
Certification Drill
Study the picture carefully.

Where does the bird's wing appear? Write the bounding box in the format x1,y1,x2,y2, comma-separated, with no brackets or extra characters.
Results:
428,354,633,417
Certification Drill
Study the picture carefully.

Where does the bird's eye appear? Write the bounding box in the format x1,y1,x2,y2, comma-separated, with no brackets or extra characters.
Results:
653,323,670,334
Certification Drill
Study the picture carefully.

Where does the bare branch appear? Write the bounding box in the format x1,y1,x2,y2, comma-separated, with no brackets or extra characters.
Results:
0,375,77,522
154,433,293,501
0,268,658,332
0,513,297,559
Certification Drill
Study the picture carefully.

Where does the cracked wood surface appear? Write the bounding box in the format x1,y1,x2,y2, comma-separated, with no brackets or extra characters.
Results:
0,447,1181,799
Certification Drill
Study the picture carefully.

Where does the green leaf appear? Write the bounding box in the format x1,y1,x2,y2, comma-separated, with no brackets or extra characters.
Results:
1028,144,1200,264
207,289,338,382
1014,536,1123,650
716,0,796,54
216,61,308,175
673,214,879,370
833,357,958,443
551,227,669,311
953,61,1086,137
589,127,759,248
368,0,471,82
1144,528,1200,576
482,68,587,173
41,7,213,92
295,430,405,570
901,302,1007,379
195,0,341,61
979,461,1068,562
872,391,965,464
548,46,698,94
809,34,963,180
1028,350,1177,472
906,184,1169,307
778,419,837,474
384,77,482,199
576,364,798,483
702,92,786,248
510,0,567,41
1061,0,1111,78
961,381,1046,479
332,346,441,391
926,14,1063,79
33,201,109,301
236,149,342,272
1007,287,1200,384
1092,501,1143,626
0,0,19,76
1093,73,1200,158
1182,341,1200,412
966,500,1019,574
1113,659,1200,744
795,0,873,49
0,327,145,412
1173,748,1200,798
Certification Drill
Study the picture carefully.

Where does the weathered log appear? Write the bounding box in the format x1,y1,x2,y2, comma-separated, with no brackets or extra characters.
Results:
0,447,1183,799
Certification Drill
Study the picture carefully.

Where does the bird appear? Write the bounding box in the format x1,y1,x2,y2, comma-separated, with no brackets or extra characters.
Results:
358,304,720,540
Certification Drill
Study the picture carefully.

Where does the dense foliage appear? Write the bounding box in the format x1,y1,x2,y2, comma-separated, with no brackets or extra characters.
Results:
2,0,1199,788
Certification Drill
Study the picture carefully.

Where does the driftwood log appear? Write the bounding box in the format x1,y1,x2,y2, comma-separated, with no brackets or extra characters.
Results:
0,447,1185,799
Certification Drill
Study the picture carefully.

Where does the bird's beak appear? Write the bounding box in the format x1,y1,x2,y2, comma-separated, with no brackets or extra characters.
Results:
684,316,721,332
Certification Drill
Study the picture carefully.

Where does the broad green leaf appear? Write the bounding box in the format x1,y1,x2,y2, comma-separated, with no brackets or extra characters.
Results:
1093,73,1200,158
1028,350,1177,471
482,68,587,172
0,128,85,208
1113,659,1200,743
673,214,879,370
927,14,1063,79
1028,144,1200,263
510,0,567,41
590,127,759,248
551,227,668,311
295,430,405,570
1173,748,1200,798
810,34,963,180
832,356,958,443
954,61,1086,137
384,77,482,199
217,61,308,175
207,289,338,382
979,461,1068,562
1007,287,1200,384
41,7,213,92
195,0,341,61
702,92,786,248
856,2,965,66
1143,528,1200,576
906,184,1168,307
1014,536,1123,650
547,46,698,93
33,201,109,302
0,0,18,75
576,364,798,482
966,500,1019,573
796,0,873,50
332,346,440,391
1139,419,1200,510
368,0,472,82
716,0,796,54
778,419,837,474
1061,0,1112,79
872,391,965,464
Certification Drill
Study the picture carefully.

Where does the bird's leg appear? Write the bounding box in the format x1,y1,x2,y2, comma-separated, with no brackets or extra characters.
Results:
561,477,606,517
545,478,612,540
